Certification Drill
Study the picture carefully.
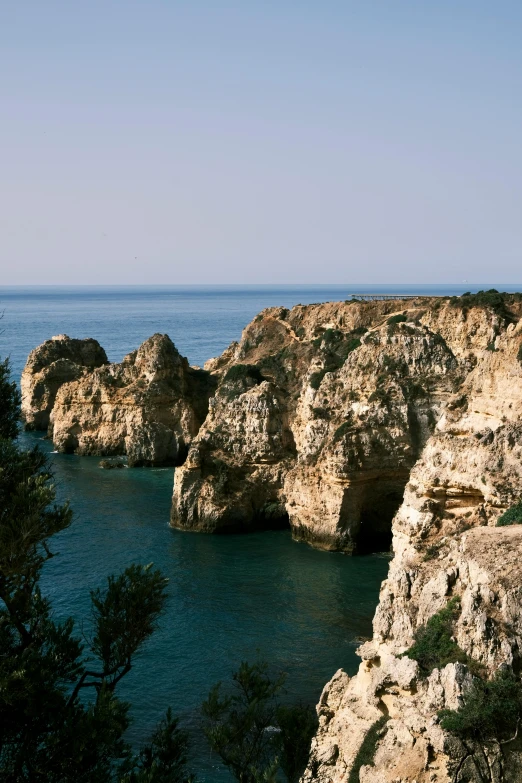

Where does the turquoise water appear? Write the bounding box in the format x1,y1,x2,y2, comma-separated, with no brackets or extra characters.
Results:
3,284,519,779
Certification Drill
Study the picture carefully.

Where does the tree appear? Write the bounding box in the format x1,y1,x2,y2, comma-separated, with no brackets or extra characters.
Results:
0,357,20,439
275,703,318,783
0,358,194,782
202,661,316,783
439,668,522,781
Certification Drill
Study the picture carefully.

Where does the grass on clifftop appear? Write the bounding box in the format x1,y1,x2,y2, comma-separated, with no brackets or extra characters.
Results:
403,597,472,675
347,715,389,783
497,500,522,527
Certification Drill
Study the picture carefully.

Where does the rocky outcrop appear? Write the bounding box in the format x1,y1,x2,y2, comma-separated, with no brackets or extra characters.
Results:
23,334,216,466
302,305,522,782
172,295,522,553
21,334,107,430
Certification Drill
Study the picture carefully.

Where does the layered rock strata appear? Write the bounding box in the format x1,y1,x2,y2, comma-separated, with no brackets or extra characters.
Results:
173,295,520,553
21,334,107,430
303,307,522,782
23,334,216,466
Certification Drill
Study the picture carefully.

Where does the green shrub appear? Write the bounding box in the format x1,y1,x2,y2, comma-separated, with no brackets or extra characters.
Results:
403,597,470,675
517,342,522,365
224,364,264,384
308,328,364,390
439,669,522,745
387,313,407,325
497,500,522,527
309,370,326,390
423,543,442,561
347,716,389,783
449,289,522,320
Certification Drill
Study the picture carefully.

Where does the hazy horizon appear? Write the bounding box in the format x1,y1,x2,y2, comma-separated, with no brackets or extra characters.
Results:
2,1,521,285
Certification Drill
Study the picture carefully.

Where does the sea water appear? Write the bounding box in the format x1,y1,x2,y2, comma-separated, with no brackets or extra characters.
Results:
2,284,519,780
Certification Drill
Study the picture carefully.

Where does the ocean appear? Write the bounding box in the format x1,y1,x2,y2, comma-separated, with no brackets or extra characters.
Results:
1,283,519,780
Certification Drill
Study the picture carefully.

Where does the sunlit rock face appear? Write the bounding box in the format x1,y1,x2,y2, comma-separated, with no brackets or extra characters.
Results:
302,301,522,782
23,333,216,466
173,295,522,555
21,334,108,430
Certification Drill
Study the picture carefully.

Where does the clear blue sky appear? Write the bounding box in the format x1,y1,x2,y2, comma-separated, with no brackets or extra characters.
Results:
2,1,521,285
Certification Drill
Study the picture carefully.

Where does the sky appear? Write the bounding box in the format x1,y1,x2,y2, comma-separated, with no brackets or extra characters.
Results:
1,1,521,285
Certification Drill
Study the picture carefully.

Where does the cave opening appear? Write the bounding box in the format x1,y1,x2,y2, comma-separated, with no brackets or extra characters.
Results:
354,486,405,555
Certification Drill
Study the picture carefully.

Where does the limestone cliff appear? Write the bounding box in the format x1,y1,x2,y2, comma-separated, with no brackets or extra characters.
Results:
23,334,216,466
21,334,108,430
302,301,522,782
172,296,516,553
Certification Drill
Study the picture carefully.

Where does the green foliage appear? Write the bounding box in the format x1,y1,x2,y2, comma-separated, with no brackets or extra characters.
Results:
222,364,265,400
423,543,442,561
202,661,316,783
224,364,265,385
0,358,21,439
449,289,522,319
497,500,522,527
275,704,318,783
309,371,326,390
309,330,362,390
203,660,285,783
518,342,522,365
439,669,522,745
387,314,407,325
347,716,388,783
121,709,195,783
0,358,194,782
403,597,470,675
90,564,168,691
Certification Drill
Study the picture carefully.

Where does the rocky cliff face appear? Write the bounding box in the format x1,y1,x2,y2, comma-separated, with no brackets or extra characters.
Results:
21,334,108,430
302,300,522,782
172,296,514,554
23,293,522,779
23,334,216,466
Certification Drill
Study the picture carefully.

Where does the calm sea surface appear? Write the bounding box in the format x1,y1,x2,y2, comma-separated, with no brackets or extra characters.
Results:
1,284,520,780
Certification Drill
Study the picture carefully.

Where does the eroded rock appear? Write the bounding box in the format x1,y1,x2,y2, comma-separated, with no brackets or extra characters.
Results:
21,334,107,430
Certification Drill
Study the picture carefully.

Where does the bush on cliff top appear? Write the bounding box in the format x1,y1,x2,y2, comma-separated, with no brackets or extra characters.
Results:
387,313,407,325
404,597,470,675
497,500,522,526
449,289,522,319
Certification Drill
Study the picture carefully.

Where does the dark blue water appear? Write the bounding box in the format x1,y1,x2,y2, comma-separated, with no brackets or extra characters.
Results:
2,284,520,780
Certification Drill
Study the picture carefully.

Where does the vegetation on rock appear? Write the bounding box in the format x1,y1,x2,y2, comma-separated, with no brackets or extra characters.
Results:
439,669,522,778
347,715,389,783
387,314,407,325
449,289,522,320
404,597,471,675
497,500,522,526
